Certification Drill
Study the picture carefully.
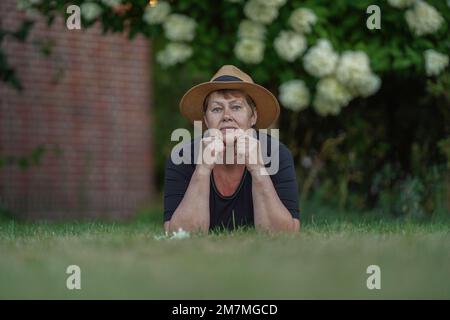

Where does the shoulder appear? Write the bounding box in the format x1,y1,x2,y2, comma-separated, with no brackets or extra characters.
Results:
256,131,295,177
165,138,199,180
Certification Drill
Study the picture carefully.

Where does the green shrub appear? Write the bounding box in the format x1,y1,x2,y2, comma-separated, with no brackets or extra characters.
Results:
11,0,449,216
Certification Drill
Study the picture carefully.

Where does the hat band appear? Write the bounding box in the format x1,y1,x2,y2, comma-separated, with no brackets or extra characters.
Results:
212,75,243,82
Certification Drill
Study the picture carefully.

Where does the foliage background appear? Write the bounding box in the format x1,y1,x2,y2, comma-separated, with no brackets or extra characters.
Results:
2,0,449,218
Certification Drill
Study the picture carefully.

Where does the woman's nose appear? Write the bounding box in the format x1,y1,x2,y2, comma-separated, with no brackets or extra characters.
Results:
222,108,233,121
223,115,234,123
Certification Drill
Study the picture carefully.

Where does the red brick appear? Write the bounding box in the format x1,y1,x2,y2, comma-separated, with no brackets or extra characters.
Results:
0,1,154,220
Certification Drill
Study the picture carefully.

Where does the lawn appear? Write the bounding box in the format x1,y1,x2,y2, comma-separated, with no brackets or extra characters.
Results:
0,204,449,299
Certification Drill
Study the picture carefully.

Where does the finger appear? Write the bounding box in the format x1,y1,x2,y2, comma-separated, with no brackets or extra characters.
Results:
203,142,216,166
204,128,223,143
224,130,235,145
217,139,226,164
210,128,223,140
236,135,247,164
247,137,259,165
233,129,246,142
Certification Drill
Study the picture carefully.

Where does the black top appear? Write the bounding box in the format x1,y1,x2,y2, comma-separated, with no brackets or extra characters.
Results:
163,132,300,231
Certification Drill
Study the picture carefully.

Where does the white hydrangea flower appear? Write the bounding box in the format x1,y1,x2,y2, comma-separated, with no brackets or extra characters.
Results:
170,228,190,240
143,1,171,25
336,51,371,80
357,73,381,98
153,228,191,240
156,42,193,68
81,2,103,22
244,0,280,25
424,49,449,76
238,20,266,40
101,0,122,7
315,77,353,111
313,95,342,116
265,0,287,7
313,77,353,116
274,30,307,62
387,0,416,9
279,80,310,112
289,8,317,34
405,0,444,36
336,51,380,97
163,14,197,42
234,38,265,64
303,39,339,78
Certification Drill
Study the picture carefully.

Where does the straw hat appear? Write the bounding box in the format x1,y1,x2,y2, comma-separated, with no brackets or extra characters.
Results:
179,65,280,129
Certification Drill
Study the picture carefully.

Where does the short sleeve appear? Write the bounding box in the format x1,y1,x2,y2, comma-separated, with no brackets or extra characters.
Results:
269,144,300,220
163,156,195,222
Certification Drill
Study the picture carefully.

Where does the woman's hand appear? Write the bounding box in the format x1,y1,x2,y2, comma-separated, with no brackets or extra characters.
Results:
235,131,266,175
196,131,224,174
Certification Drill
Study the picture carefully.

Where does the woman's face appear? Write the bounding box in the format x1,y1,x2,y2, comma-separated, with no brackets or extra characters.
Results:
203,90,257,140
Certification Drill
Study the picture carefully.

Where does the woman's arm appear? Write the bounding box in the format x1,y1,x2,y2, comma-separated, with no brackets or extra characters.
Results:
238,133,300,233
166,165,211,233
251,168,300,233
166,136,223,233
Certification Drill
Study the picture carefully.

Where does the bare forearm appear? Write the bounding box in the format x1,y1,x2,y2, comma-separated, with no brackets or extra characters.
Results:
251,170,297,233
168,166,211,233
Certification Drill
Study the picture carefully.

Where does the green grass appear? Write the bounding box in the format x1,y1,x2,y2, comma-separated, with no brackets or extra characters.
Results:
0,205,449,299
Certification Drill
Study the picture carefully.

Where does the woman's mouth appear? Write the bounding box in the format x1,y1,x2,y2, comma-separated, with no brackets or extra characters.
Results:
220,127,238,133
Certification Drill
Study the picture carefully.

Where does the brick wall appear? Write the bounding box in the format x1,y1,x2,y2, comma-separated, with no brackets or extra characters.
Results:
0,1,153,220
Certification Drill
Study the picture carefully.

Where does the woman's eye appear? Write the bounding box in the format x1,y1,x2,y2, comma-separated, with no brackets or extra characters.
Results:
212,108,222,112
232,105,242,110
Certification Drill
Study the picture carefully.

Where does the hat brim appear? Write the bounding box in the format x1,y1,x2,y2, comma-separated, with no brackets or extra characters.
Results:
179,81,280,129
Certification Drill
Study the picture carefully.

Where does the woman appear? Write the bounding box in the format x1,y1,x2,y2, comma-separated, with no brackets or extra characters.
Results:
163,65,300,233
